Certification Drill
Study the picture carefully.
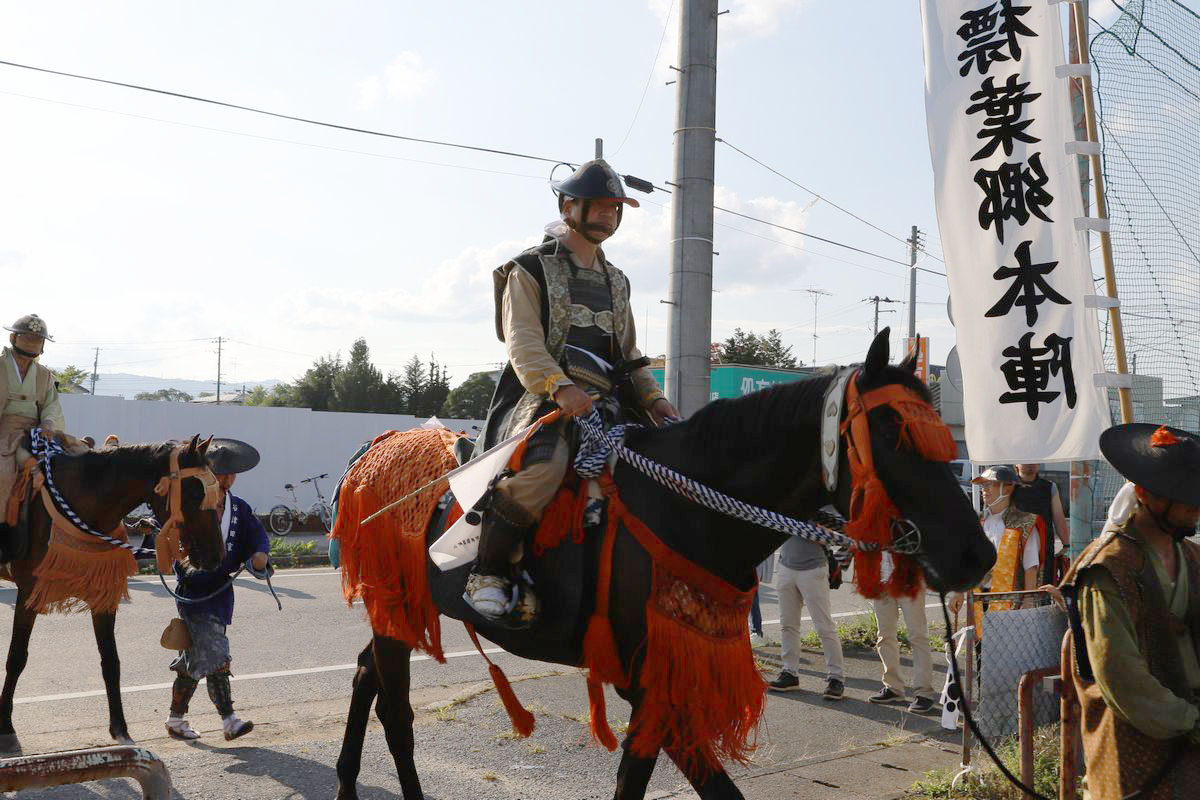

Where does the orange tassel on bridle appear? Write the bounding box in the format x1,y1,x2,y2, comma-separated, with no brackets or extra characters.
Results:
840,376,955,599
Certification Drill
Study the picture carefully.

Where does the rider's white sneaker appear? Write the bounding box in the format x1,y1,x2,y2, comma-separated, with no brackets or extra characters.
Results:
165,716,200,740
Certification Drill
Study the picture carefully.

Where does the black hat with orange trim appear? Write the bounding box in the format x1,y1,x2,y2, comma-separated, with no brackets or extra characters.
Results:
1100,423,1200,507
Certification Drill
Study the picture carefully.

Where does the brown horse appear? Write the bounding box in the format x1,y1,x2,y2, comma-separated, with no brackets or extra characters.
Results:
0,434,224,754
333,330,996,799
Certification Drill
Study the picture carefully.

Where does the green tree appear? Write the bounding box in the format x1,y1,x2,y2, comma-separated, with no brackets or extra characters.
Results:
441,372,496,419
394,355,427,414
135,388,194,402
717,328,799,368
49,365,91,391
294,354,342,411
334,338,385,412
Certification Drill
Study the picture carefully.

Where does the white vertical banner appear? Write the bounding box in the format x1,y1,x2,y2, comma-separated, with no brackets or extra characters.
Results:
920,0,1111,462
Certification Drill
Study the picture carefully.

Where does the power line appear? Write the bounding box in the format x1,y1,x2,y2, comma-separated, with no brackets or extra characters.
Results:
0,90,549,181
613,0,676,156
710,205,912,267
710,139,945,267
717,137,914,248
0,59,571,166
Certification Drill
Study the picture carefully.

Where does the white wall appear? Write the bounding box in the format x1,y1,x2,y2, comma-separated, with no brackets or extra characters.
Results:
60,395,483,514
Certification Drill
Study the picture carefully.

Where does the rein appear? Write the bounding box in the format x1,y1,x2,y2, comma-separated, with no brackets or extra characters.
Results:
31,428,154,558
936,594,1183,800
571,411,918,555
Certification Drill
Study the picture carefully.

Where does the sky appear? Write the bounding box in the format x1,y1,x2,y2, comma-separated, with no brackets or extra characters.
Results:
0,0,1140,397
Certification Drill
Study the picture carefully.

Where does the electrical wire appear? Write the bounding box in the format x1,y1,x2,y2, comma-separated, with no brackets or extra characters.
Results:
711,205,911,267
0,90,550,180
717,138,912,247
613,0,676,156
0,59,571,166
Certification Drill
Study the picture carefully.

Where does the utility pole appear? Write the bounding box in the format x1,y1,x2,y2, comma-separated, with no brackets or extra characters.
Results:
664,0,719,416
214,337,224,405
805,288,832,365
90,348,99,395
907,225,923,340
866,296,900,335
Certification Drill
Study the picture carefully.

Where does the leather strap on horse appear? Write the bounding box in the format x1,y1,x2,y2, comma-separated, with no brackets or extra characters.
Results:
840,375,955,599
463,622,535,737
152,442,220,570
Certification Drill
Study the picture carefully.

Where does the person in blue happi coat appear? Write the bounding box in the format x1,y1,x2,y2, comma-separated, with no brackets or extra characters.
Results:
164,437,271,741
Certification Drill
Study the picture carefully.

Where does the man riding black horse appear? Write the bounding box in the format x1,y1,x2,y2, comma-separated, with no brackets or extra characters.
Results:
465,159,679,625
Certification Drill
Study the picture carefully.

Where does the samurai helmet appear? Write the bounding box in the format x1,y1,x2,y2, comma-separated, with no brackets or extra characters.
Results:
552,159,639,243
5,314,53,341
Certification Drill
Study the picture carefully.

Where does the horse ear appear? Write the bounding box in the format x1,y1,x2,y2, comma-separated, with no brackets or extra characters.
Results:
898,348,919,373
862,327,891,381
198,435,213,454
186,434,200,454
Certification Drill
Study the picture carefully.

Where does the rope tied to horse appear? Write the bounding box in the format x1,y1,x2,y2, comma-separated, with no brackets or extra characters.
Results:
30,428,154,558
570,411,912,555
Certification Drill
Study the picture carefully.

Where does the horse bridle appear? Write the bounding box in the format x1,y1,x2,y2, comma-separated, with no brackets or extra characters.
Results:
820,365,924,557
151,441,221,565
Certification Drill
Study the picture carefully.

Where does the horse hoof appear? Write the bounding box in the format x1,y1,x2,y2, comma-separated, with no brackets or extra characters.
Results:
113,734,136,746
0,734,22,755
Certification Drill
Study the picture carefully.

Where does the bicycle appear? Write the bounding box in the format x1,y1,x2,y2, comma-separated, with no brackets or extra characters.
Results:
268,473,332,536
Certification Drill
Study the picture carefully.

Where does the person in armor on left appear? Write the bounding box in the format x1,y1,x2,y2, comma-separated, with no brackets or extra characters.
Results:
0,314,65,562
465,159,679,625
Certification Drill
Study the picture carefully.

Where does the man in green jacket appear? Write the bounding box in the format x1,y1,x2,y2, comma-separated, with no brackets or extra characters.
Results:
1061,422,1200,799
0,314,65,560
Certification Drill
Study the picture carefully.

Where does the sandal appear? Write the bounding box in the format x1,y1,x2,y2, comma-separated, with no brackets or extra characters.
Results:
223,717,254,741
165,719,200,740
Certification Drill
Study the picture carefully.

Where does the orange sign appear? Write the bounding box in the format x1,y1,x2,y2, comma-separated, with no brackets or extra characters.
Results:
903,336,929,384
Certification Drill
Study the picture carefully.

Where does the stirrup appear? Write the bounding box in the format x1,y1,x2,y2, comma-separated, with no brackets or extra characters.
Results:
165,718,200,740
464,571,539,630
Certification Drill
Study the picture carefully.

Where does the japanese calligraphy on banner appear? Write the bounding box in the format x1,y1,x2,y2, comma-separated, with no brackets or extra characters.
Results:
919,0,1111,462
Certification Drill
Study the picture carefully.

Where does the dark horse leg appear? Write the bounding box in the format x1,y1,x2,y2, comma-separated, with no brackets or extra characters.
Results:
0,585,37,754
92,611,132,743
371,635,423,799
611,686,744,800
335,640,379,800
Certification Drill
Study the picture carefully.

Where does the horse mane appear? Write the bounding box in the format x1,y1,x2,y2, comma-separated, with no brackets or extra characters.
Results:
70,442,179,486
625,363,935,476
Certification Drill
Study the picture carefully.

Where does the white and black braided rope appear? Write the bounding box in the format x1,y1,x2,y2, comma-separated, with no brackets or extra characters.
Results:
571,411,866,551
31,428,154,558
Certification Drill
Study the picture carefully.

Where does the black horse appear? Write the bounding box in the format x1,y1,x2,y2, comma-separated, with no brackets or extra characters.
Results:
0,434,224,753
334,330,995,800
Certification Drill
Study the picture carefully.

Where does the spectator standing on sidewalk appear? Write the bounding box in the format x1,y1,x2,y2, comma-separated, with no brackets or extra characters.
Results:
768,533,844,700
1013,462,1069,585
869,552,936,714
749,554,774,646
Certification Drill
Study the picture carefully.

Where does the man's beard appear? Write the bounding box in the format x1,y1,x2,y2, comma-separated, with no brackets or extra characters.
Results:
12,344,41,359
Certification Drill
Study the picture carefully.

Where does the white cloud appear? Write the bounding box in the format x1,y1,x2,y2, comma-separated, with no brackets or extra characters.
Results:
356,51,435,109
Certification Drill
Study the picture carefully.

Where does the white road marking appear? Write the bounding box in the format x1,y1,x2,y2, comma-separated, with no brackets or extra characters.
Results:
14,646,507,706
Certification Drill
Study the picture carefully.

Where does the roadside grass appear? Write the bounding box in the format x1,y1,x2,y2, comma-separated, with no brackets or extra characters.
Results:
794,611,948,654
269,538,316,558
907,726,1073,799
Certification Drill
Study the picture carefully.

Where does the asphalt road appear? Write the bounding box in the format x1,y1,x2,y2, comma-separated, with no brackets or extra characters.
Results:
0,568,953,799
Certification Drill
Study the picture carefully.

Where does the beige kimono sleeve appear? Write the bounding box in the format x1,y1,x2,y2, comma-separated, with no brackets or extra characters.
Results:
502,265,571,398
37,366,65,433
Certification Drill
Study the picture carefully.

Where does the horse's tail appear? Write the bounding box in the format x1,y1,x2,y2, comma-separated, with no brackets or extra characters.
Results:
332,428,461,663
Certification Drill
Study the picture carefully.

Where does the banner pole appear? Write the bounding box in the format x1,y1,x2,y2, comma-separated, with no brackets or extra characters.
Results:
1070,0,1134,424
